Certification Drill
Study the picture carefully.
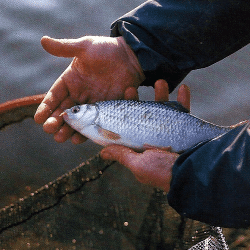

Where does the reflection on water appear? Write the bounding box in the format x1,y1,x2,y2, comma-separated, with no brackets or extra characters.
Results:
11,0,59,10
0,0,249,207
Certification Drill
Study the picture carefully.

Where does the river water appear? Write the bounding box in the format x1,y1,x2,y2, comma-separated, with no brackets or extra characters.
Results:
0,0,249,207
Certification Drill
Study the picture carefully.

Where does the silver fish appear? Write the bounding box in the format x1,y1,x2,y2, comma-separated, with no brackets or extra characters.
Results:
62,100,232,152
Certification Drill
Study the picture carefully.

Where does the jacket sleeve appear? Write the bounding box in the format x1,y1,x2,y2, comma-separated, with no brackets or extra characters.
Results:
167,122,250,228
110,0,250,92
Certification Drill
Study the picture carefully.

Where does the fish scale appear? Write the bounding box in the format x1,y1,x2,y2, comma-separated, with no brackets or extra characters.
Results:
63,100,231,152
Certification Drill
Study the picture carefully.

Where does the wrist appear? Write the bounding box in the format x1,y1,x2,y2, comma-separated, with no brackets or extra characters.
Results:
117,36,145,88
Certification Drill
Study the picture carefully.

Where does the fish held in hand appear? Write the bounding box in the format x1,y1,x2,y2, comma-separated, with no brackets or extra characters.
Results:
62,100,232,153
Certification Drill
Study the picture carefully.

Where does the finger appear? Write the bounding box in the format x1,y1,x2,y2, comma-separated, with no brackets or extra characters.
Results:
34,85,68,124
43,112,63,134
42,96,75,134
124,87,139,100
41,36,88,58
154,79,169,102
100,145,138,169
53,124,75,143
177,84,190,111
34,66,73,124
34,102,53,124
71,132,88,144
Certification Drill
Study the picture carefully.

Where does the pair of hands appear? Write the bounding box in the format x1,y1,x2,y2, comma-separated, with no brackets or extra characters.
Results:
34,36,190,192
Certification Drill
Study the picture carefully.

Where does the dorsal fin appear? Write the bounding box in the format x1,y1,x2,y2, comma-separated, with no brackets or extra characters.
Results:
162,101,190,113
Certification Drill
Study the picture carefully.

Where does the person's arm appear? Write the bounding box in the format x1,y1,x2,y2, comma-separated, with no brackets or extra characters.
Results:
167,121,250,228
111,0,250,92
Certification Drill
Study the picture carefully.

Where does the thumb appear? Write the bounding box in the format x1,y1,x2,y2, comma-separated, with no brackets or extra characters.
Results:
100,145,138,169
41,36,88,58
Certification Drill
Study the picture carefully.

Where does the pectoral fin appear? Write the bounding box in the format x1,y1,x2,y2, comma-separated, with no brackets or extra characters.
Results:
97,126,121,141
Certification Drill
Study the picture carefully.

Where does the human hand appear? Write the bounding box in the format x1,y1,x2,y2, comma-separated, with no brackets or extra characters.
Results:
101,79,190,192
34,36,145,144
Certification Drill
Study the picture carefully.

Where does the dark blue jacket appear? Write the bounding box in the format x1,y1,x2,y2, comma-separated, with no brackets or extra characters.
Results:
111,0,250,228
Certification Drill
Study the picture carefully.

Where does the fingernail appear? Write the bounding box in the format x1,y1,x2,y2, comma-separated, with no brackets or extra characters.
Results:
59,111,67,117
180,84,190,92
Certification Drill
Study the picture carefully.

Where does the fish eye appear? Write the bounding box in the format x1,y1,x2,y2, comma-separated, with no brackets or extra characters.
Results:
71,105,80,114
